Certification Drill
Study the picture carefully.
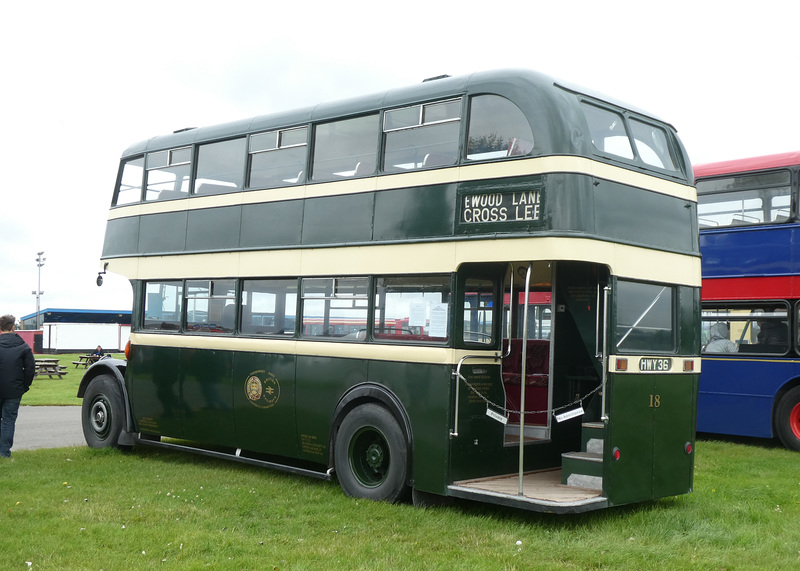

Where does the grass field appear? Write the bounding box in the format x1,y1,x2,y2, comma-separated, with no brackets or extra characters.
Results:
2,437,799,568
23,353,119,406
14,356,800,569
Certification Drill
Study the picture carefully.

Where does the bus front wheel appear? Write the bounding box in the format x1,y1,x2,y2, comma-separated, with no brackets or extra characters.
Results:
775,386,800,451
82,374,126,449
334,403,409,503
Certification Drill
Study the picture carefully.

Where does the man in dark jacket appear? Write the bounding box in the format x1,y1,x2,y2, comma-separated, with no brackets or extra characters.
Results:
0,314,35,458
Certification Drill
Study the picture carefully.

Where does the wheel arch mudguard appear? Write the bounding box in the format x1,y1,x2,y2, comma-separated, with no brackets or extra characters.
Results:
772,376,800,436
328,382,414,475
77,357,135,442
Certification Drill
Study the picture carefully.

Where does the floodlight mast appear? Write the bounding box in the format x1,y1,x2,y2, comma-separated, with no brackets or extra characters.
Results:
33,251,45,329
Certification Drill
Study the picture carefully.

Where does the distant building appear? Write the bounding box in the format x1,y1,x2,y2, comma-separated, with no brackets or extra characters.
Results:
20,308,131,353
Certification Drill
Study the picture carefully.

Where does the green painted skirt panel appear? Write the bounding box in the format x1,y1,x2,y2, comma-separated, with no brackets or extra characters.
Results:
232,352,298,458
180,348,236,446
126,344,183,438
367,359,454,493
652,373,698,498
294,354,369,463
605,372,697,505
605,373,657,505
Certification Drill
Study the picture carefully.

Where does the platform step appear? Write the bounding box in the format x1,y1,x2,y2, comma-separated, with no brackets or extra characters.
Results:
585,437,604,455
561,451,604,490
581,421,605,451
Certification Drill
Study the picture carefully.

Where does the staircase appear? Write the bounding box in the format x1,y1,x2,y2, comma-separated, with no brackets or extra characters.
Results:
561,421,604,491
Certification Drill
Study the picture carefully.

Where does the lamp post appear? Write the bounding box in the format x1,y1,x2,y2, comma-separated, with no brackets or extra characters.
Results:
32,251,45,329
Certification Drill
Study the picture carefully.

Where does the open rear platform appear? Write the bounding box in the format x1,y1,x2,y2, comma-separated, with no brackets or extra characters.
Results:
448,468,607,514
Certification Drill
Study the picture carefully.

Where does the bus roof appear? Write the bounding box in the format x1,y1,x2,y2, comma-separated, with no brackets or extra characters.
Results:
694,151,800,179
121,68,677,158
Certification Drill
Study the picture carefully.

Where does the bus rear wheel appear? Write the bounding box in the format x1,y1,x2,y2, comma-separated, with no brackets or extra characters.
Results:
82,374,126,449
775,386,800,451
334,403,409,503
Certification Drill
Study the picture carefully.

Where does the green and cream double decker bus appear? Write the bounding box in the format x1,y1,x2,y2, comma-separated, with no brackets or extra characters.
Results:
80,69,700,513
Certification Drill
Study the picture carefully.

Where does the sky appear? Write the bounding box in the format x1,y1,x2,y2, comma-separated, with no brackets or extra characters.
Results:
1,0,798,324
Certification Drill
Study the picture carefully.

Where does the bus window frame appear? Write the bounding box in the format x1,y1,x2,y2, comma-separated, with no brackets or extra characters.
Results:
702,299,791,356
240,278,299,337
144,146,194,202
113,155,145,206
311,114,380,182
247,126,309,189
580,99,686,179
465,94,535,162
299,276,370,340
184,278,237,334
456,267,501,349
142,280,184,332
193,137,248,196
382,97,464,173
373,274,452,344
696,169,793,228
613,278,677,355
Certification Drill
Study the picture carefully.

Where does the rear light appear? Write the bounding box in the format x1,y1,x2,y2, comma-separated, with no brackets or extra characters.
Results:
683,359,695,372
612,447,621,461
615,358,628,371
685,442,693,455
124,340,131,360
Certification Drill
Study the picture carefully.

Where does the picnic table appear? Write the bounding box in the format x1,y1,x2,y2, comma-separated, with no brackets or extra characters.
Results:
72,354,101,369
35,358,67,379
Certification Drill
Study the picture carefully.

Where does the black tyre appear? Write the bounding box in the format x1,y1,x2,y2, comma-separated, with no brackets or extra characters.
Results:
775,386,800,451
334,403,409,502
82,374,126,449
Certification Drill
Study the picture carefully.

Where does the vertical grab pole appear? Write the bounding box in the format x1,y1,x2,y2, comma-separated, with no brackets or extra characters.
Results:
601,286,611,421
450,364,461,438
503,263,514,359
595,285,602,359
518,263,532,496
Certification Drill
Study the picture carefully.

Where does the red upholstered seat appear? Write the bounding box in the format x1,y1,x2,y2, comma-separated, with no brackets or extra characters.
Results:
502,339,550,424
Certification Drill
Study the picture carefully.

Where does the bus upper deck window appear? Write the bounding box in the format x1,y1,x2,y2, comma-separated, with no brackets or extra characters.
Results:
383,99,461,173
697,171,792,228
311,115,378,182
581,103,633,160
114,157,144,206
467,95,534,161
249,126,308,189
628,119,678,172
195,138,246,195
145,147,192,201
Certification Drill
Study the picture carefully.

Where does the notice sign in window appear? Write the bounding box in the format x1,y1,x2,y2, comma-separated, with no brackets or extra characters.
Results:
461,189,543,224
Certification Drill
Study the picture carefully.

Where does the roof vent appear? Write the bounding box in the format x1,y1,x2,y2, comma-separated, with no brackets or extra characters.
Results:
422,74,451,83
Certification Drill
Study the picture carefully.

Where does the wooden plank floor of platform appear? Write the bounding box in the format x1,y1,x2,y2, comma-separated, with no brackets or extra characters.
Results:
452,468,602,504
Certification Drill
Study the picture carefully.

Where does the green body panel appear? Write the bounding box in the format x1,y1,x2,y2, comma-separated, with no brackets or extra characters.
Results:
604,372,698,505
128,346,299,457
293,355,368,463
652,373,698,497
373,184,456,241
127,346,457,485
126,344,183,438
232,352,298,458
366,360,453,492
180,348,235,446
103,175,697,259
